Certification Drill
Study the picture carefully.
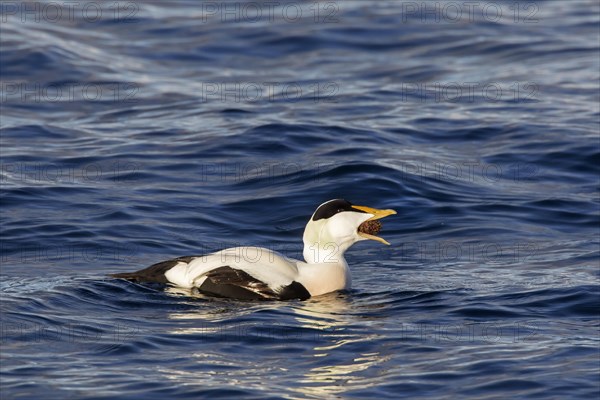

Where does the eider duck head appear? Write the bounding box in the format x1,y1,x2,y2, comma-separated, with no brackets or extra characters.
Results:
302,199,396,263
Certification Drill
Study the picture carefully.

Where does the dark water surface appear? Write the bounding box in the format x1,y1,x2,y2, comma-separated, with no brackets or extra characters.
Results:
1,1,599,399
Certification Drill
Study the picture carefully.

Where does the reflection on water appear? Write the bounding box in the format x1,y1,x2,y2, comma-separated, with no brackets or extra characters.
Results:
162,289,391,396
293,295,392,397
299,352,391,398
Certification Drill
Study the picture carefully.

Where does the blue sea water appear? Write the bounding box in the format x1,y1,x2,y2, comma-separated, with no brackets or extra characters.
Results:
1,0,599,399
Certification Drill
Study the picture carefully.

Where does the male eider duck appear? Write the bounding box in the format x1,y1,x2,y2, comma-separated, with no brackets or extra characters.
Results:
111,199,396,300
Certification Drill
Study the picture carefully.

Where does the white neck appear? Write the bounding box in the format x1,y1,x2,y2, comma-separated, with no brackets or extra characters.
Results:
299,238,354,296
302,242,351,265
299,213,366,296
302,223,356,264
296,258,351,296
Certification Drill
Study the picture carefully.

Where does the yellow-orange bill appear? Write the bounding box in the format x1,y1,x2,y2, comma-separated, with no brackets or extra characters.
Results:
352,205,397,245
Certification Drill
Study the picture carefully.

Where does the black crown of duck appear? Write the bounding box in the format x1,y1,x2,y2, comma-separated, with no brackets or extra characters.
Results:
112,199,396,301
